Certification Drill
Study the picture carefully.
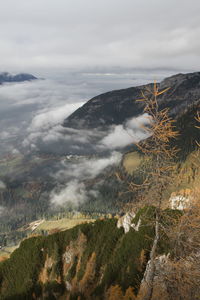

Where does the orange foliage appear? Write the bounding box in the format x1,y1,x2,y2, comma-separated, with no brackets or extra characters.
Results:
124,287,136,300
106,285,124,300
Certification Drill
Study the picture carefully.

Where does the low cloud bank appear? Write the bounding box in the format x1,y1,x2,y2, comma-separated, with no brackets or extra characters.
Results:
0,78,153,213
0,77,152,157
99,114,151,149
51,180,87,207
22,102,85,152
29,102,84,131
49,115,151,208
0,181,6,189
50,151,122,207
23,113,151,155
0,79,87,156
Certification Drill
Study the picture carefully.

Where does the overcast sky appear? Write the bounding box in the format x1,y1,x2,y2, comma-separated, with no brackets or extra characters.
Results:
1,0,200,212
0,0,200,78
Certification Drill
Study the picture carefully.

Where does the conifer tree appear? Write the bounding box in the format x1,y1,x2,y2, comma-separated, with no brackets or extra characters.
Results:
131,82,179,300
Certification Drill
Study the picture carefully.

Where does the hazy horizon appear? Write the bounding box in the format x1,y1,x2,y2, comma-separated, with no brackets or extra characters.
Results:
0,0,199,79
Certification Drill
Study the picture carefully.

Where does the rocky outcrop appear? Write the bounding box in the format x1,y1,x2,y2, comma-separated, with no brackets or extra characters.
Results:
169,189,192,210
137,254,170,300
138,252,200,300
117,212,141,233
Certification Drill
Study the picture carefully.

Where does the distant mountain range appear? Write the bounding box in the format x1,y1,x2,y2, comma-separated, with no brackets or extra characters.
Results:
63,71,200,129
0,72,37,84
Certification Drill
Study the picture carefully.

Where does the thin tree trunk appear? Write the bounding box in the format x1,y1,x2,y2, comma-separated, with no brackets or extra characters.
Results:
139,212,159,300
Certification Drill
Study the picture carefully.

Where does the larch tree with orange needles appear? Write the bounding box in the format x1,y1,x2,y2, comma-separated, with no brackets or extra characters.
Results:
132,82,179,300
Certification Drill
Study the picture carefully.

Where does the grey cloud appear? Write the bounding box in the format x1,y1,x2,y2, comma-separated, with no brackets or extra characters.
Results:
99,114,151,149
22,108,152,155
28,102,84,131
51,180,87,207
0,0,199,74
0,181,6,189
1,75,152,157
0,79,89,156
50,151,122,207
0,76,154,158
51,180,100,208
54,151,122,181
1,0,199,214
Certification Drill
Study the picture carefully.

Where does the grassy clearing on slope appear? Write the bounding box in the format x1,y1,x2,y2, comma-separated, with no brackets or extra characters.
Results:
161,150,200,202
122,149,200,209
0,246,19,258
123,152,142,174
35,218,95,233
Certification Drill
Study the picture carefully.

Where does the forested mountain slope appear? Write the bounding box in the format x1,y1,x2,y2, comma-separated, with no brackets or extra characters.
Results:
0,207,176,300
63,72,200,129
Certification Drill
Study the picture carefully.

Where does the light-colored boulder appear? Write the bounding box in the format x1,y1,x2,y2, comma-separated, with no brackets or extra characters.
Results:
117,212,141,233
169,189,192,210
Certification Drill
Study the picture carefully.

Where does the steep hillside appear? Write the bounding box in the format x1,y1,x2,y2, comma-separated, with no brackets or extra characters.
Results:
121,100,200,208
0,207,177,300
63,71,200,129
122,148,200,208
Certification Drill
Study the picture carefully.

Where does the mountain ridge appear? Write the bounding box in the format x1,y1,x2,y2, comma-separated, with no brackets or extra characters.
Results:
63,71,200,129
0,72,37,84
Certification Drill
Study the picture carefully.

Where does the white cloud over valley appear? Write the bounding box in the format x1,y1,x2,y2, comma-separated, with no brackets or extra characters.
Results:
99,114,151,149
50,151,122,207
